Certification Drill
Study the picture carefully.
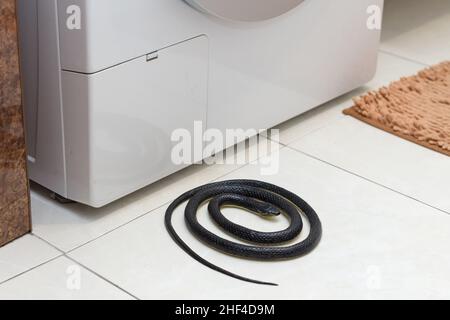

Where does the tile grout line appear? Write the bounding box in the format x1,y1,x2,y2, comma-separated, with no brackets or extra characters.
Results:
378,49,431,67
0,253,62,287
64,255,140,300
31,233,66,253
0,233,66,287
211,144,288,183
279,142,450,216
268,114,351,152
65,198,174,254
4,233,140,300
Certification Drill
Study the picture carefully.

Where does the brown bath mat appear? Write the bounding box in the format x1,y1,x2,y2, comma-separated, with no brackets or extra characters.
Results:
344,61,450,157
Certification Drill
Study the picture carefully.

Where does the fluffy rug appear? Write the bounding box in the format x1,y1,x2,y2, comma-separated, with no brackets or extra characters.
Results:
344,61,450,156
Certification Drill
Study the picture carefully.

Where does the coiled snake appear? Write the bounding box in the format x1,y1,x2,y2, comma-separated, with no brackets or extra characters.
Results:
165,180,322,286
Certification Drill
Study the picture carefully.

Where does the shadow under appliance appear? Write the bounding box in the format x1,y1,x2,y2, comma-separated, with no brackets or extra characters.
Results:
17,0,383,207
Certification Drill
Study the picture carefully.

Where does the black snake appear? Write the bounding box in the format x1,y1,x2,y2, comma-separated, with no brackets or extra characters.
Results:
165,180,322,286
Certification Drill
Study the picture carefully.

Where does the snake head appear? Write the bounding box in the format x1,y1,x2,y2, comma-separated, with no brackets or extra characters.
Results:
256,203,281,217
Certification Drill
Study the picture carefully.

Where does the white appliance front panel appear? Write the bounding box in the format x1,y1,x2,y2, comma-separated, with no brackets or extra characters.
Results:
61,36,209,207
57,0,382,135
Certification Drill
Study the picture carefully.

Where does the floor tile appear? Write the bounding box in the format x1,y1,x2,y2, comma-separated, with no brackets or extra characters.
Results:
381,0,450,65
0,235,61,283
30,165,236,253
69,148,450,299
290,117,450,214
269,87,368,146
271,52,425,146
0,256,133,300
365,52,427,88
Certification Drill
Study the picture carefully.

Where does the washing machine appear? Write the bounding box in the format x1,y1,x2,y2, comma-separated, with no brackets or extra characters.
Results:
17,0,383,207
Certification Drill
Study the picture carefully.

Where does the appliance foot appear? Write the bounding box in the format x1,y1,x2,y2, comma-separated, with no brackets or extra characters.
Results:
50,192,75,204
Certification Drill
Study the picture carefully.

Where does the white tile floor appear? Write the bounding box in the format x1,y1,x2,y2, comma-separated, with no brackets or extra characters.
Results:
1,0,449,300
